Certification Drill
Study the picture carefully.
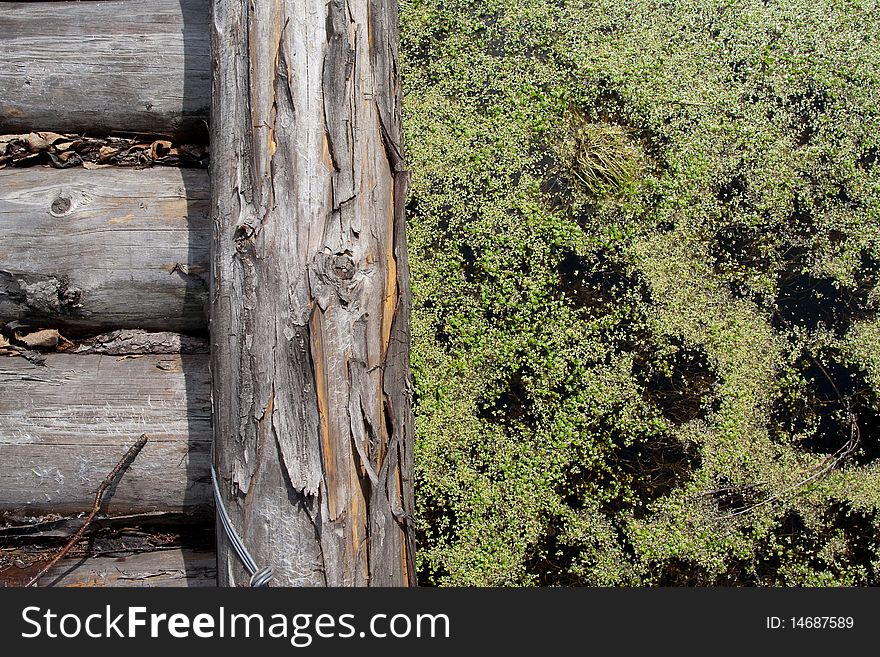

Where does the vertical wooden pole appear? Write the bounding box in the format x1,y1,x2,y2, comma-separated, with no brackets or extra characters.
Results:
209,0,415,586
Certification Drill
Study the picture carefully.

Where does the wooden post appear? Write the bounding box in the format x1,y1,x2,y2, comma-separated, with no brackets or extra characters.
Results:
209,0,415,586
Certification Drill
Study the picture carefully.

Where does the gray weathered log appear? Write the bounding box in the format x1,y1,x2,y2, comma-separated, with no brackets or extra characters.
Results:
0,549,216,587
0,167,209,334
0,0,210,139
0,354,212,513
211,0,416,586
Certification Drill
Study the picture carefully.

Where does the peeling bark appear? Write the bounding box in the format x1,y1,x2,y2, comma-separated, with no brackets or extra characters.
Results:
211,0,415,586
70,330,209,355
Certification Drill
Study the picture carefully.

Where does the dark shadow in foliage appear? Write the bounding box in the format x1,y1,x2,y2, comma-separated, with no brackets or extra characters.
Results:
537,152,572,212
400,8,456,72
407,196,455,253
751,510,807,585
458,242,478,282
556,246,657,385
522,519,591,586
556,247,651,315
788,86,828,147
416,560,451,588
609,431,702,513
774,249,878,336
420,297,452,348
413,487,458,587
633,339,718,425
710,477,763,515
476,365,536,431
715,555,759,585
858,147,879,170
752,80,828,148
824,502,879,585
730,506,879,586
771,348,880,464
787,195,817,238
711,222,774,302
557,419,701,521
523,510,640,586
655,558,715,586
721,512,807,586
717,173,748,206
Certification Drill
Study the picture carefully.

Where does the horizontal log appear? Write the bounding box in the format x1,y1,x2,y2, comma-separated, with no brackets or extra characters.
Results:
0,166,209,333
0,549,216,587
0,354,212,513
0,0,210,139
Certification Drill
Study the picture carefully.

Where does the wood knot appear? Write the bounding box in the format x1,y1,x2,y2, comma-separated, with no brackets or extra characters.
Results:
331,253,356,280
233,224,255,254
309,250,364,310
50,196,72,217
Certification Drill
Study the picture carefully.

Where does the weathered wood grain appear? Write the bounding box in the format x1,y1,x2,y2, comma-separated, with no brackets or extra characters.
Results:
211,0,415,586
0,549,216,587
0,167,209,334
0,0,210,139
0,354,212,513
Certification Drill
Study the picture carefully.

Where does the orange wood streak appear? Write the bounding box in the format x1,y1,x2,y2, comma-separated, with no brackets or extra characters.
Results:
309,307,337,519
348,479,369,583
396,461,410,586
321,132,335,171
380,186,398,356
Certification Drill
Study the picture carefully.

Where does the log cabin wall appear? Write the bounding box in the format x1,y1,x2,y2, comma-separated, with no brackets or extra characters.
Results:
0,0,216,586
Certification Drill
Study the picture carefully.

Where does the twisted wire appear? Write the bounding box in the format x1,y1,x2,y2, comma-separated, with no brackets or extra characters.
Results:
210,443,273,587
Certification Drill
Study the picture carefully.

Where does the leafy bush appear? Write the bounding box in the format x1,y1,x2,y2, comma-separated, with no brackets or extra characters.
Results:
401,0,880,586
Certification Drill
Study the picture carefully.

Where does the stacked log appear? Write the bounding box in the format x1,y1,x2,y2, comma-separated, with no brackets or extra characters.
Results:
0,0,214,586
0,550,218,588
0,0,210,139
0,352,211,513
0,167,210,333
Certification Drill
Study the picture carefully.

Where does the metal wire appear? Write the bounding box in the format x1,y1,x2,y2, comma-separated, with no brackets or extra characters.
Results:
210,443,273,587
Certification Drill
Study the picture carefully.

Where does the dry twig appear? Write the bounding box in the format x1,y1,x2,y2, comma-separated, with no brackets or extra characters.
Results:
25,434,149,587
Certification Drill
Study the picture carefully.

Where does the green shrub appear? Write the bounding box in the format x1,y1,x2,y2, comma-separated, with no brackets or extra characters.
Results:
402,0,880,586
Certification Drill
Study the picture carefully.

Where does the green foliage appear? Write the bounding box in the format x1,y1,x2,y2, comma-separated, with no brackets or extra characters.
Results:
401,0,880,586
